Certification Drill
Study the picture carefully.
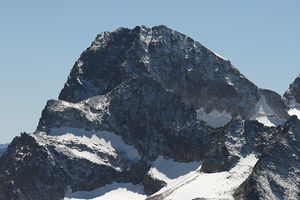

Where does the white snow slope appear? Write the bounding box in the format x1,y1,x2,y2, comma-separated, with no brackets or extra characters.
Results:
49,128,140,161
62,153,258,200
32,128,141,171
287,100,300,119
288,108,300,119
150,154,258,200
148,156,202,183
64,182,146,200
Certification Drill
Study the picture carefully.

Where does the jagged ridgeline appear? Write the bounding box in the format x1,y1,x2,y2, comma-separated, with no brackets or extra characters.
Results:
0,25,299,200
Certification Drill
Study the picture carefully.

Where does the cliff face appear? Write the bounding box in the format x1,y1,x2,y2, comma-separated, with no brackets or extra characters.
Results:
0,25,299,200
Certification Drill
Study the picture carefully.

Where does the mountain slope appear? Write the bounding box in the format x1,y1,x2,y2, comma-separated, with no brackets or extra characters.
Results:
234,116,300,200
0,25,298,200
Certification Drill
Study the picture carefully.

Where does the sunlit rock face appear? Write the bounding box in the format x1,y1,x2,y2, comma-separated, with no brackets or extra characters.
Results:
0,25,298,200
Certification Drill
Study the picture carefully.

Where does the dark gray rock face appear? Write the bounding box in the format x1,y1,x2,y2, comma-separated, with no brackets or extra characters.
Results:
0,133,160,200
38,76,217,162
58,25,287,120
284,74,300,108
0,25,298,200
234,116,300,200
0,133,68,200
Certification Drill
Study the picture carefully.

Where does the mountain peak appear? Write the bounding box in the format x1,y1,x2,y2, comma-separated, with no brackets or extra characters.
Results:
0,25,299,200
58,25,288,126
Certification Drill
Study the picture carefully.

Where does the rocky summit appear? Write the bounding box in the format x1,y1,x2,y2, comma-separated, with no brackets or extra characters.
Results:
0,25,299,200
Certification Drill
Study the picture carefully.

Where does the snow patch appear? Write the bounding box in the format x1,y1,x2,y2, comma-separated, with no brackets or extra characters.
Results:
69,149,107,165
48,97,110,128
141,55,150,65
55,133,116,157
165,88,175,93
77,77,83,86
50,100,83,112
85,95,110,111
250,96,284,127
288,108,300,119
196,108,232,128
254,116,279,127
151,154,258,200
32,132,119,169
225,76,234,86
148,156,202,183
64,182,146,200
139,31,152,50
50,128,140,161
211,50,228,61
77,60,83,68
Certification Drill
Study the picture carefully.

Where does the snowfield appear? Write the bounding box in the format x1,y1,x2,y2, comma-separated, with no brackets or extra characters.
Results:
32,128,141,172
62,151,258,200
288,108,300,119
148,156,202,183
150,154,258,200
64,182,146,200
49,128,141,161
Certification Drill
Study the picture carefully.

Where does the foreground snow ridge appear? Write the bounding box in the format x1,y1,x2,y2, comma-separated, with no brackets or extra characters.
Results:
150,154,258,200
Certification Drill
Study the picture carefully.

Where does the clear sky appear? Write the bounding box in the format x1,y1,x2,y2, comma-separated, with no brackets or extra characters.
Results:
0,1,299,143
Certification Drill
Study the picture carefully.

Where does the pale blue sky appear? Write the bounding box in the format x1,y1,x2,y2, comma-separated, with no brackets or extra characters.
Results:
0,1,299,143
